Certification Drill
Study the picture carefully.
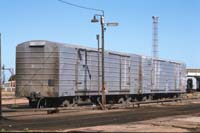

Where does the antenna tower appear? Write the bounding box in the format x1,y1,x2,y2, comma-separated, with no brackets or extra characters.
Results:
152,16,159,58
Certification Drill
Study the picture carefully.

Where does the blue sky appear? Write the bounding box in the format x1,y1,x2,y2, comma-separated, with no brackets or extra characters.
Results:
0,0,200,80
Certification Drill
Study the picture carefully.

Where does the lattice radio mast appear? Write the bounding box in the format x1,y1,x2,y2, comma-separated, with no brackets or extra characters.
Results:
152,16,159,58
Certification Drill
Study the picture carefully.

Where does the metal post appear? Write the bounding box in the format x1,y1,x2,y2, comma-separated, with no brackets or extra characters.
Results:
0,33,2,119
100,16,106,110
96,34,100,95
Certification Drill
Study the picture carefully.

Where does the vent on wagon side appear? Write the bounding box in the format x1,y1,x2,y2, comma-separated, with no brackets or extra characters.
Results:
29,41,46,47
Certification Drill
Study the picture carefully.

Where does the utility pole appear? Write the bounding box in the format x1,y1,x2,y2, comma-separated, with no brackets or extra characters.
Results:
0,33,2,120
91,14,106,110
152,16,159,58
101,16,106,109
91,13,118,110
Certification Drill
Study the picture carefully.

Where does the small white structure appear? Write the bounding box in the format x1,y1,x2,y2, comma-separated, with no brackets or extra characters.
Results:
187,69,200,91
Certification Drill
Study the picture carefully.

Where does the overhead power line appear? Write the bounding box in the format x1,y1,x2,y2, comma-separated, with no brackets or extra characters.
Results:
57,0,104,15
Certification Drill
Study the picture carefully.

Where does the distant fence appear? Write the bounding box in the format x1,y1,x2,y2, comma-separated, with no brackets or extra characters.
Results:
1,81,16,92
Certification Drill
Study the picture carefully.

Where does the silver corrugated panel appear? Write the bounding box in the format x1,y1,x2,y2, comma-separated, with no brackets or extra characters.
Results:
180,64,187,92
129,54,141,94
141,56,152,94
152,59,186,93
105,53,131,94
16,41,60,97
105,53,121,93
59,45,76,96
86,51,100,92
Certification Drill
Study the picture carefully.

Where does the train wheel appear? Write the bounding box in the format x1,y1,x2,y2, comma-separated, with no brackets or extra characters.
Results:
72,98,78,107
126,97,132,104
118,97,125,104
142,96,147,101
173,94,178,99
62,100,71,107
36,98,45,108
133,97,138,102
147,95,153,101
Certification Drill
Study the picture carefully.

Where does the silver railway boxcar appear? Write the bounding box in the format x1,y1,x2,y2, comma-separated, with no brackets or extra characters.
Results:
16,40,186,107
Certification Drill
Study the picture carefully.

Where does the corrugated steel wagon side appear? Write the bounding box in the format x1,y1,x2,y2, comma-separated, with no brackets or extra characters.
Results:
16,41,62,106
16,41,56,96
16,40,186,107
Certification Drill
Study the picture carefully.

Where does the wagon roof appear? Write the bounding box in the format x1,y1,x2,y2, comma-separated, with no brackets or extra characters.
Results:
17,40,185,65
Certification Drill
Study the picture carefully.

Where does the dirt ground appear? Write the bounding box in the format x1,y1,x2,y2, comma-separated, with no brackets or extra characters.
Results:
63,111,200,132
1,92,200,132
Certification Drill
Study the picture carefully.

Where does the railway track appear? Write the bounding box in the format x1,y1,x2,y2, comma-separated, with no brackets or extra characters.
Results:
3,96,200,114
1,98,200,132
